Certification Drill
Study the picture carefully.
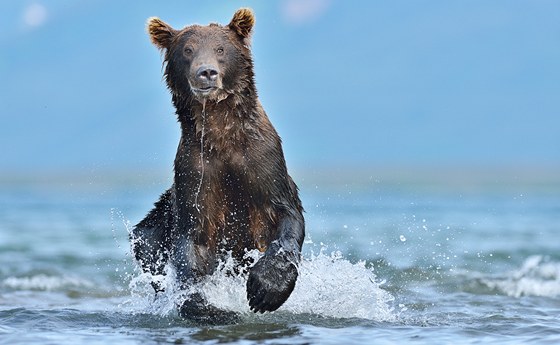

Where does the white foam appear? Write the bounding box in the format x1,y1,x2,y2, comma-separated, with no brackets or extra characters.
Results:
481,255,560,298
126,249,395,321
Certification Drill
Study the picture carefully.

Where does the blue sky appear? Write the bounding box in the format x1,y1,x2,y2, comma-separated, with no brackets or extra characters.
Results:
1,1,559,177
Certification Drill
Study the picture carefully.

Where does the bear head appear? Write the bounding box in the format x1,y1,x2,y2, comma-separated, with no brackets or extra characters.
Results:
147,8,256,103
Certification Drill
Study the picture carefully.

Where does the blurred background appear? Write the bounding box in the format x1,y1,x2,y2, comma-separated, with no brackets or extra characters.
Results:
0,0,559,187
1,4,560,340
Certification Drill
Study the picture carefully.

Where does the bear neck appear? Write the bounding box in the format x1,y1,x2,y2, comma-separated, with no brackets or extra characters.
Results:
173,86,259,153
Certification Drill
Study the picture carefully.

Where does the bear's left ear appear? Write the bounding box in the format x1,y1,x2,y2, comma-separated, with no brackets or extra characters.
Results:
228,8,255,41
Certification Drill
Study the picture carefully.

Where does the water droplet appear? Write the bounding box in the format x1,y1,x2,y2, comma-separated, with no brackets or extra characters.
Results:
399,235,406,242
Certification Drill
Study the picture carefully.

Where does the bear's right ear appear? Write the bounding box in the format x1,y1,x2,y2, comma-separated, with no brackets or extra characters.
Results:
147,17,177,50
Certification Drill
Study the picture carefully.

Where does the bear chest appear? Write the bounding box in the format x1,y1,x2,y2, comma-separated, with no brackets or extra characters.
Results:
197,154,273,253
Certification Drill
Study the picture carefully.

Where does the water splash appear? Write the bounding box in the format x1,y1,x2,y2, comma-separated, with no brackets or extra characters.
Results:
282,250,395,321
125,248,395,322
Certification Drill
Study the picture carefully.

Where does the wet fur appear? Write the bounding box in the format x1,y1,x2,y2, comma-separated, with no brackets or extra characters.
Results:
131,8,305,319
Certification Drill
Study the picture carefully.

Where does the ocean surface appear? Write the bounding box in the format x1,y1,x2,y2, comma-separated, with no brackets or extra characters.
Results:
1,172,559,344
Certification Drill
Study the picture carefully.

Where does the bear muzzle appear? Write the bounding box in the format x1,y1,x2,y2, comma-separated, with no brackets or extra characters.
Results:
189,64,222,98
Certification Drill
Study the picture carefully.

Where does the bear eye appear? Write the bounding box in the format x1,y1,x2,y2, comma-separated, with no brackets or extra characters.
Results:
184,47,193,55
216,47,224,55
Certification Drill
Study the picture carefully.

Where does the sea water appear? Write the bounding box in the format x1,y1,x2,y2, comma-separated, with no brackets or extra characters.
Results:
1,174,559,344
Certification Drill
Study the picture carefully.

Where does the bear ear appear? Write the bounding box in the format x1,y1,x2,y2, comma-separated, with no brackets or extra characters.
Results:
228,8,255,40
147,17,177,50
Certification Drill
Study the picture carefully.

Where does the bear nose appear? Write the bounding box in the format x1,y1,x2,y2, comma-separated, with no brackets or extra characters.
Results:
196,65,219,82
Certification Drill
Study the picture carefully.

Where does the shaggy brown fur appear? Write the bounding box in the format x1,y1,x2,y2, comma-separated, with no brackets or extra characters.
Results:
131,8,305,321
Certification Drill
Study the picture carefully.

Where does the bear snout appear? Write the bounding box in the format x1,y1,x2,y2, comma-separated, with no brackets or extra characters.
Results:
189,64,221,97
196,65,219,83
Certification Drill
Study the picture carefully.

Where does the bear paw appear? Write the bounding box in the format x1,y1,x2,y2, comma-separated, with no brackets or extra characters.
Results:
246,251,298,313
179,292,240,325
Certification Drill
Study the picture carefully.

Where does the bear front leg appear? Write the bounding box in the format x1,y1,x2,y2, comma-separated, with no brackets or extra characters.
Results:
131,188,175,293
247,209,304,313
171,230,216,289
173,231,235,323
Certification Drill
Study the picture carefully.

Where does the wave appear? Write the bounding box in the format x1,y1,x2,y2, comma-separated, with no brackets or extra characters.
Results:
478,255,560,298
1,274,94,292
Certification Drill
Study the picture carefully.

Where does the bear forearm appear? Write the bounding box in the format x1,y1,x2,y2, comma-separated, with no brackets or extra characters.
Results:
274,209,305,257
131,188,176,290
246,209,304,313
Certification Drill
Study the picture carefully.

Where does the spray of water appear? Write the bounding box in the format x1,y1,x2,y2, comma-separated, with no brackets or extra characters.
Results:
125,248,396,322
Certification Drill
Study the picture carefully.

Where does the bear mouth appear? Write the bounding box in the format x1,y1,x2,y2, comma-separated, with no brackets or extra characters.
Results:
191,86,218,96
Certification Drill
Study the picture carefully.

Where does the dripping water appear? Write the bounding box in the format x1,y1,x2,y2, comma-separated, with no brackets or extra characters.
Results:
194,99,206,217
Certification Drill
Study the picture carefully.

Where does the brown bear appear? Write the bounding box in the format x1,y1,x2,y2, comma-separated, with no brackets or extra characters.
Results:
130,8,305,321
